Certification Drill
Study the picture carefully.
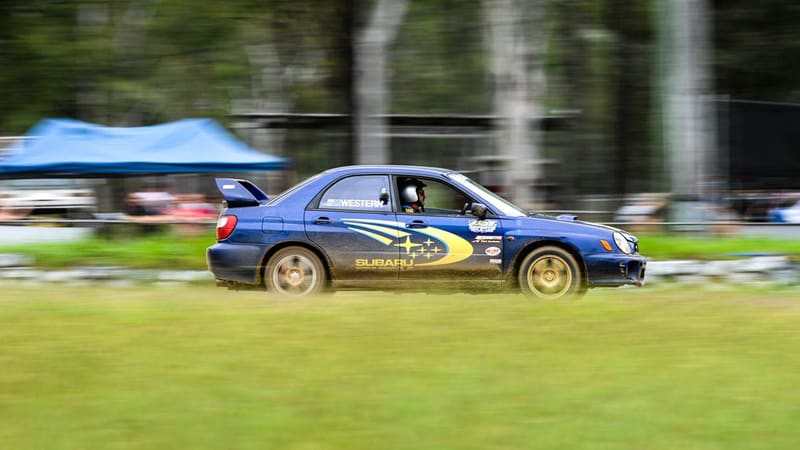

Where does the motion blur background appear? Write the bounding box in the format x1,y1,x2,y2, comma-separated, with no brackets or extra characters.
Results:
1,0,799,220
4,5,800,448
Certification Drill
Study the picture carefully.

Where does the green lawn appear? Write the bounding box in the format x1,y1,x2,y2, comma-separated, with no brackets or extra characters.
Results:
640,233,800,260
0,231,212,269
1,230,799,270
2,285,800,449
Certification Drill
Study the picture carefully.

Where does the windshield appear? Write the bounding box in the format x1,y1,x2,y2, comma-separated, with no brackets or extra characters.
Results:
447,173,527,217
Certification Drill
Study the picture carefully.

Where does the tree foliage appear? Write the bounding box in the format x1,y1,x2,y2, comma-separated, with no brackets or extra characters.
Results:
714,0,800,103
1,0,796,197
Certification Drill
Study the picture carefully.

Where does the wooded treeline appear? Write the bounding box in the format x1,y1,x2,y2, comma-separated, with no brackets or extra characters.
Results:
1,0,797,202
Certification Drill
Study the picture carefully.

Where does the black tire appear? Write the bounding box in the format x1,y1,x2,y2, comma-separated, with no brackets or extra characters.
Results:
518,246,585,299
264,246,327,297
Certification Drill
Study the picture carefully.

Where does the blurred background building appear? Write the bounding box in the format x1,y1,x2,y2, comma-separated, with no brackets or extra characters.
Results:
1,0,799,221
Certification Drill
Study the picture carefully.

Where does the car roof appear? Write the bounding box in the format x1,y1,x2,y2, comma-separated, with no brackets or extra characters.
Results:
322,165,458,177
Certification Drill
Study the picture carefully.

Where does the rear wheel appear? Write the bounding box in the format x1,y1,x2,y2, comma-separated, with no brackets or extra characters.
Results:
265,246,327,297
518,246,585,299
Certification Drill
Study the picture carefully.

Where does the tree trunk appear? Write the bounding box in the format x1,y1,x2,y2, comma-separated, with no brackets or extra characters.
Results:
483,0,545,208
661,0,715,200
354,0,409,165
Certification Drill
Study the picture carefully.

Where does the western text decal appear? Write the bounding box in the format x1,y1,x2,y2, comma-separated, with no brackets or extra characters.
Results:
325,199,384,209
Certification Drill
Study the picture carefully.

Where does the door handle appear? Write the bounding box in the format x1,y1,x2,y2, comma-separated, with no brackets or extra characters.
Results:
313,216,331,225
405,220,427,229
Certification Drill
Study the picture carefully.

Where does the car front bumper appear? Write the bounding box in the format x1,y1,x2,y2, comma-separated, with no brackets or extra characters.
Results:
584,253,647,287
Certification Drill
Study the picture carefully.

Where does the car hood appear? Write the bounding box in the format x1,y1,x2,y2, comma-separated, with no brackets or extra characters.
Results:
521,213,634,238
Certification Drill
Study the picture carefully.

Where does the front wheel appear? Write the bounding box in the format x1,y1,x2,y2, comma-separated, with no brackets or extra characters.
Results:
518,246,585,299
265,246,327,297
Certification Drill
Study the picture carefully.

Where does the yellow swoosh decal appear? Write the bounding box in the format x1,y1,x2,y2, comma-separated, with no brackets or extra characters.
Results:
347,227,394,245
343,218,401,227
342,220,409,240
411,226,474,266
343,218,474,266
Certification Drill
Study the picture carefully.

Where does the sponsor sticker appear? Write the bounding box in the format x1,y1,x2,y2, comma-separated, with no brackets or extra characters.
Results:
222,184,235,190
325,198,383,209
485,246,501,256
468,219,498,233
489,258,502,264
471,235,503,244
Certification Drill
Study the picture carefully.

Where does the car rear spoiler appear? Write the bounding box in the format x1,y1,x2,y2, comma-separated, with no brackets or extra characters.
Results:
215,178,269,208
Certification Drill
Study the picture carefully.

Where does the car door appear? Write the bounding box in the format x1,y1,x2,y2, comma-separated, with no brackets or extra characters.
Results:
305,174,401,281
394,176,504,282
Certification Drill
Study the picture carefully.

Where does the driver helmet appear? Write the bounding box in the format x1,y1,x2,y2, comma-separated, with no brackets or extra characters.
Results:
400,179,426,205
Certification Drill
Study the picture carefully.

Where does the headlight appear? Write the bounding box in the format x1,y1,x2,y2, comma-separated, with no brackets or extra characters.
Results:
613,232,632,254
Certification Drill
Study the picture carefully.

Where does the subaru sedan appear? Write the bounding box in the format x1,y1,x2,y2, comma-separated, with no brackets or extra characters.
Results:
207,165,646,299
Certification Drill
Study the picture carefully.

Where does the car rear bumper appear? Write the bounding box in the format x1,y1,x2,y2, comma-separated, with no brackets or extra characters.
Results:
585,254,647,287
206,242,267,285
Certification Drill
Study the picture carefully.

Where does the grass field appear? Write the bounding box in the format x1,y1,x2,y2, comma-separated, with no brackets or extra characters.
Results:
2,285,800,449
1,230,799,269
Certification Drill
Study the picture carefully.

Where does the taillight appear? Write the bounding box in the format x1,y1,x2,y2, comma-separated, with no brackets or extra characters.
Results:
216,215,238,240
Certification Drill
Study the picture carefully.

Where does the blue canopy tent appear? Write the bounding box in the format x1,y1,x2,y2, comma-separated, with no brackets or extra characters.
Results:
0,118,289,177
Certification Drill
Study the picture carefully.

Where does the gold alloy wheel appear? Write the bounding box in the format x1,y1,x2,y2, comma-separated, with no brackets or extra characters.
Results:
525,254,574,299
271,254,319,296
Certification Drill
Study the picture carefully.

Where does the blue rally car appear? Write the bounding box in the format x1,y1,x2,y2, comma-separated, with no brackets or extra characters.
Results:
207,165,646,299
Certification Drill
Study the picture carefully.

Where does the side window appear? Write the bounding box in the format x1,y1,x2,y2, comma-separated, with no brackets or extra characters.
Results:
319,175,391,212
397,177,471,215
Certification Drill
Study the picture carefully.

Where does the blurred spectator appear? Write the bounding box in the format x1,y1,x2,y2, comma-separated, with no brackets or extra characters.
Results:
164,194,218,221
614,193,741,234
164,194,218,235
613,194,669,232
126,191,175,217
614,195,669,221
768,199,800,223
731,192,800,222
0,206,32,221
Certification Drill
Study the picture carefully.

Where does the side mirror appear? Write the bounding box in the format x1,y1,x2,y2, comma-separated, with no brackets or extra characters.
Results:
471,203,488,219
379,188,389,205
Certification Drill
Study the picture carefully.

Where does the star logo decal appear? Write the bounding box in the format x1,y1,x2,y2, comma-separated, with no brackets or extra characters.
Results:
394,236,423,255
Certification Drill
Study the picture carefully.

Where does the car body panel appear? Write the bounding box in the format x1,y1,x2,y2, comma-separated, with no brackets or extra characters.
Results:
207,241,266,284
394,214,504,281
305,210,402,280
208,165,647,292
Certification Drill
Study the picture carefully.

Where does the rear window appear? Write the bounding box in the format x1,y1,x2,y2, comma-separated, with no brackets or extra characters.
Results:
318,175,391,212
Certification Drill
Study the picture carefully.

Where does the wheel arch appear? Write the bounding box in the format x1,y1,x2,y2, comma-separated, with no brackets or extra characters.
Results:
257,241,334,287
508,239,588,288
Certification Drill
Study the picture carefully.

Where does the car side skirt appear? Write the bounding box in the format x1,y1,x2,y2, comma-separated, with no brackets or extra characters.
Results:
332,279,505,291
